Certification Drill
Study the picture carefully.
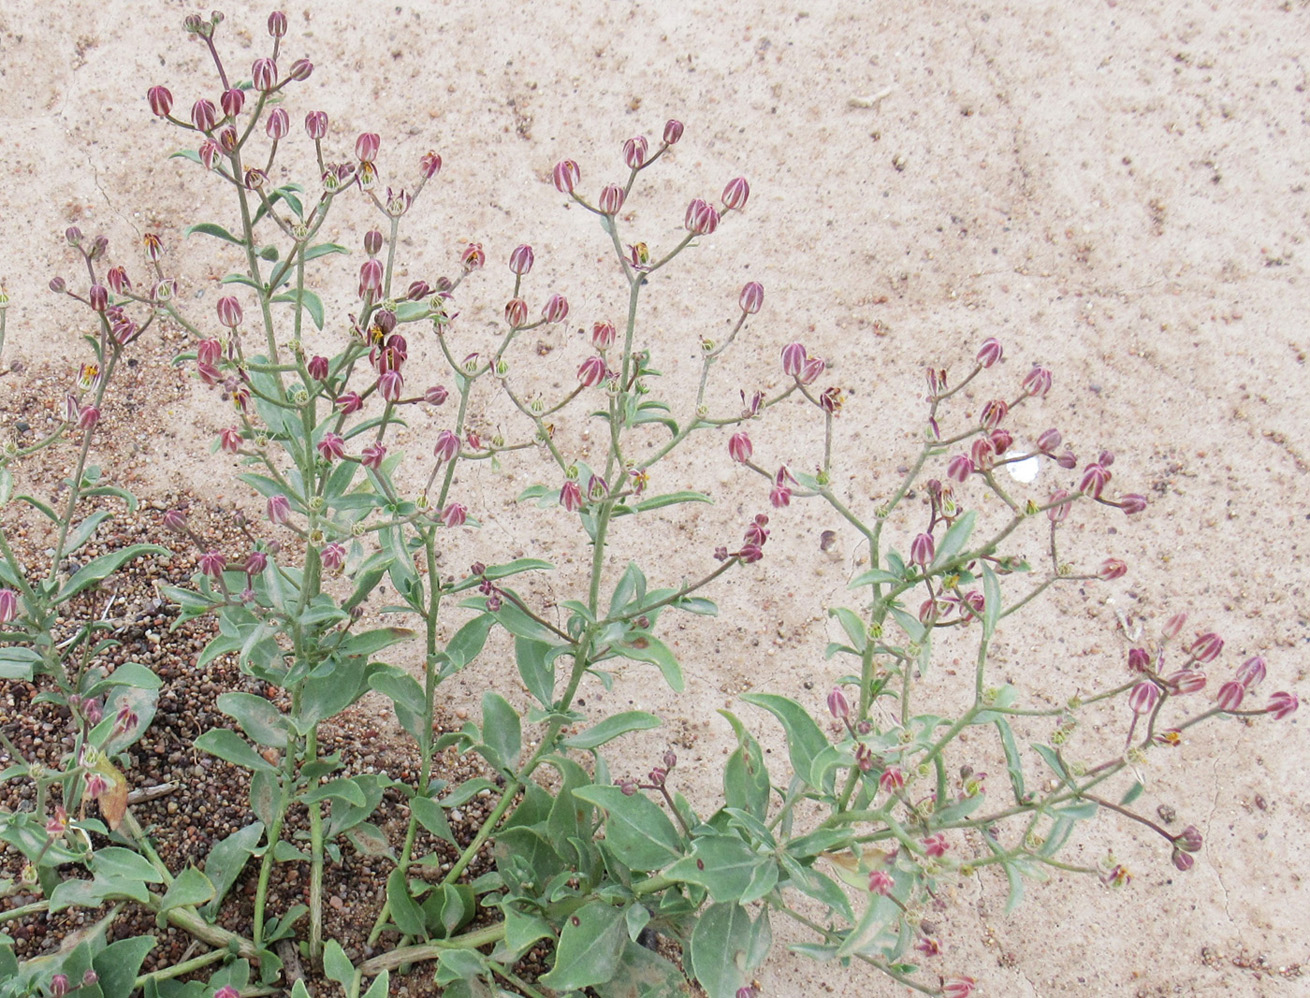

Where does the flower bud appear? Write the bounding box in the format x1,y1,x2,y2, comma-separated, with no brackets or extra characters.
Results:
220,126,240,153
577,355,606,388
1267,690,1299,720
267,10,288,36
504,297,528,327
317,432,345,462
358,258,384,299
1175,825,1203,853
162,509,188,533
1119,493,1148,515
663,118,684,145
867,869,894,895
598,184,626,214
560,480,584,512
433,429,460,463
221,87,245,119
623,135,649,169
879,767,905,793
244,551,268,576
50,975,70,998
49,276,67,294
148,85,174,117
0,588,17,625
267,494,290,524
199,140,221,171
198,550,227,580
1022,365,1053,398
980,398,1008,430
305,110,328,140
508,243,534,275
922,833,950,858
1189,632,1223,663
1098,558,1127,581
827,687,850,720
89,236,108,260
218,427,242,453
106,266,131,295
943,978,977,998
990,428,1013,455
721,176,750,210
1079,463,1110,499
685,198,720,234
1216,680,1245,712
781,341,806,377
216,295,243,328
739,281,764,314
252,58,278,92
1236,655,1266,689
77,405,100,431
970,437,995,470
769,483,791,508
321,542,346,571
910,532,935,568
592,320,617,350
728,432,753,464
355,132,380,163
289,58,314,82
976,337,1003,368
947,454,974,483
88,284,108,312
191,98,217,132
419,385,447,408
1167,670,1207,695
1129,681,1160,714
266,107,289,140
552,159,580,193
1127,647,1151,673
441,502,468,527
542,293,569,324
798,356,825,384
378,370,403,402
1171,849,1195,872
1036,427,1062,453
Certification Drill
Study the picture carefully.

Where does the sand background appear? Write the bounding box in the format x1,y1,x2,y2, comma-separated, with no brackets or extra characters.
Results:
1,1,1307,994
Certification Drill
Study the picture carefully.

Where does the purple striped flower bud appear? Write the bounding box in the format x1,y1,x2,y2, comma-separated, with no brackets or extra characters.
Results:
266,108,289,140
504,297,528,327
552,159,580,193
827,687,850,720
739,281,764,314
360,443,386,470
198,550,227,580
358,258,383,298
623,135,649,169
1036,428,1062,453
378,370,403,402
598,184,626,215
910,532,935,568
461,242,485,271
1266,690,1299,720
560,480,584,512
1189,632,1223,663
1128,680,1159,715
980,399,1008,430
947,454,974,483
88,284,108,312
288,59,314,82
220,126,240,153
218,427,242,453
216,295,243,328
508,244,534,275
798,356,825,384
990,428,1013,455
867,869,894,896
355,132,380,163
336,392,362,415
577,355,606,387
221,87,245,119
879,767,905,793
1119,493,1148,515
1216,680,1244,712
148,86,173,117
721,176,750,210
728,432,753,464
198,140,220,170
162,509,188,533
252,58,278,92
781,342,806,377
1162,613,1187,640
267,495,290,524
106,266,131,295
424,385,448,406
1175,825,1203,853
433,429,460,463
305,110,328,140
769,483,791,508
267,10,288,36
970,436,995,470
0,588,17,625
1166,670,1207,695
685,198,720,234
244,551,268,577
441,502,468,527
1098,558,1127,581
305,355,329,381
663,119,684,145
1127,647,1151,673
1079,463,1110,499
1022,365,1053,398
317,432,345,462
1235,655,1266,689
321,543,346,571
592,320,617,350
542,293,569,324
191,99,217,132
77,405,100,430
976,337,1003,368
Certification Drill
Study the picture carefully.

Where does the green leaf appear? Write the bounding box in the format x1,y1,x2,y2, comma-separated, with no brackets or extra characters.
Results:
184,221,247,246
201,821,264,920
195,728,277,772
1120,780,1145,806
740,693,828,792
828,607,868,653
995,718,1026,804
514,638,557,706
538,900,627,991
271,289,325,330
362,969,390,998
386,868,427,939
503,908,554,962
981,560,1001,639
423,883,475,938
630,490,712,514
449,558,554,592
608,562,648,617
1003,860,1026,914
689,903,770,998
58,544,169,601
573,786,683,871
339,626,414,659
323,939,356,989
85,662,161,694
564,711,661,750
300,777,367,807
410,795,456,845
847,567,903,587
303,241,350,261
65,511,113,556
665,834,767,902
347,822,396,860
0,466,12,507
480,692,521,772
158,866,215,913
931,510,976,571
719,710,770,820
0,646,40,681
613,633,684,692
368,665,426,743
447,613,496,670
93,846,163,883
1033,744,1070,786
93,935,157,998
217,692,290,748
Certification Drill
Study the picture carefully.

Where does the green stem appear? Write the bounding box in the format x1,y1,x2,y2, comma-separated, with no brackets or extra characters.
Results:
132,948,229,989
356,922,505,976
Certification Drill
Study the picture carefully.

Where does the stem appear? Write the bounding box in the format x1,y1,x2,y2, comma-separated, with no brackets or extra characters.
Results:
133,948,229,989
357,923,505,976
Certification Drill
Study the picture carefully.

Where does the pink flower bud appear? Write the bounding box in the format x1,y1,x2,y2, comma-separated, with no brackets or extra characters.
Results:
378,370,403,402
220,87,245,119
219,126,239,153
199,140,221,171
598,184,626,214
879,767,905,793
1236,655,1266,689
77,405,100,431
1167,670,1207,695
910,532,935,568
1022,365,1053,398
798,356,825,385
980,398,1008,430
504,297,528,328
433,429,460,463
106,266,131,295
728,432,753,464
1175,825,1203,853
1048,490,1072,522
1266,690,1299,720
321,543,346,571
305,110,328,140
1079,463,1110,499
542,293,569,324
198,550,227,580
267,10,288,36
781,342,807,377
976,337,1003,368
552,159,581,193
685,198,720,234
663,118,684,145
244,551,268,576
826,687,850,719
457,242,485,272
0,588,17,625
943,978,977,998
739,281,764,314
267,494,290,524
1119,493,1148,515
1127,647,1151,673
769,484,791,508
577,355,607,387
218,427,242,453
721,176,750,210
266,107,289,140
49,276,67,293
191,98,217,131
1162,612,1188,640
1216,680,1245,712
947,454,975,483
559,480,584,512
1098,558,1127,581
922,833,949,858
591,320,617,350
162,508,188,533
336,392,362,414
441,502,468,527
416,387,445,409
1129,680,1160,716
867,869,894,895
89,284,108,312
990,428,1013,455
1172,849,1195,872
623,135,649,169
970,437,995,470
355,132,380,163
216,296,243,328
317,432,345,462
508,243,534,275
288,58,314,82
148,85,174,117
1036,428,1062,453
358,258,384,299
1189,632,1223,663
301,355,327,382
363,228,384,257
359,443,387,471
854,743,873,771
51,975,70,998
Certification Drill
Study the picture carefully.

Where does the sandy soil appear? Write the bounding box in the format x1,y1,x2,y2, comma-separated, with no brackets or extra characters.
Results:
1,1,1307,994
